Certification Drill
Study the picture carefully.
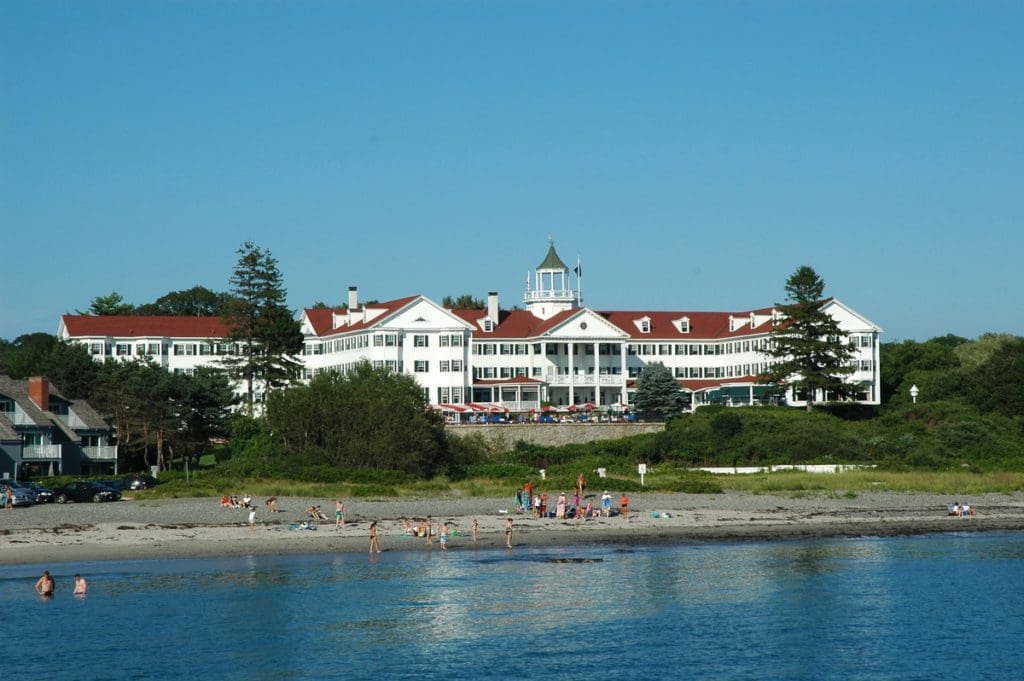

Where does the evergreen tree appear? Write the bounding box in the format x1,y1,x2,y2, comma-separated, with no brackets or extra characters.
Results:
763,265,856,411
633,362,682,421
82,291,134,315
134,286,235,316
442,294,486,309
221,242,304,411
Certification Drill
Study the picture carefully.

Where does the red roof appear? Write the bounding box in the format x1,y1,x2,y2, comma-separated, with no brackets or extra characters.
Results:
61,315,231,338
304,295,421,336
451,305,777,340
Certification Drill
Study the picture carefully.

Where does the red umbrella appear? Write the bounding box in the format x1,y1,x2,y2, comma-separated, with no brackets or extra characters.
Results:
541,405,559,412
567,404,579,412
582,402,596,410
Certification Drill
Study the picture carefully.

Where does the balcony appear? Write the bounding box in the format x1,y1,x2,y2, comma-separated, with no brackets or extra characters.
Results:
82,445,117,460
544,374,624,386
23,444,62,459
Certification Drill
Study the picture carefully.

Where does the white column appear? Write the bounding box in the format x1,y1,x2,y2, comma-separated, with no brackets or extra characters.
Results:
568,342,575,405
620,342,628,407
594,342,601,407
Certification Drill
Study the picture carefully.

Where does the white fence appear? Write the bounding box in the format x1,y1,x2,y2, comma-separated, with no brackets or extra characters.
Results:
691,464,876,475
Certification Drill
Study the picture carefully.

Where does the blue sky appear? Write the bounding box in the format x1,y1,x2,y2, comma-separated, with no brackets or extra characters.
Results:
2,1,1021,342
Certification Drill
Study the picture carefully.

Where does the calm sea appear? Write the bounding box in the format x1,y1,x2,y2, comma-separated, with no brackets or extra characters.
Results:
5,532,1023,680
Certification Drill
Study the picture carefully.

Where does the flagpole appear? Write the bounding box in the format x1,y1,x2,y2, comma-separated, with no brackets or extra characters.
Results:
575,256,582,306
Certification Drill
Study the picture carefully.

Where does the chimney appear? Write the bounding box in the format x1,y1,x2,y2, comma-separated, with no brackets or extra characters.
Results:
348,286,358,311
29,376,50,412
487,292,499,322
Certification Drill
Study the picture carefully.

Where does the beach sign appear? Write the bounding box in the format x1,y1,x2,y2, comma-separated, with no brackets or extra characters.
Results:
638,463,647,486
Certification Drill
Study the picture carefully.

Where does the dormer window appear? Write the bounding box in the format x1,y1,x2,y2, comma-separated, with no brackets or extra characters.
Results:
482,319,493,332
636,316,651,334
674,316,690,333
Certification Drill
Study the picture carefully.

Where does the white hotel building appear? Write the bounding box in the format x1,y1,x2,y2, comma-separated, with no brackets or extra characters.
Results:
59,243,882,412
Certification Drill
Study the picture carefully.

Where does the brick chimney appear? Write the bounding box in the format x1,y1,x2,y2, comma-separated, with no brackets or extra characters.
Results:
29,376,50,412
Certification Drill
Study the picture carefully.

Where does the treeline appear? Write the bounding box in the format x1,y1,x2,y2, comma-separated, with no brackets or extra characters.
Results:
506,333,1024,473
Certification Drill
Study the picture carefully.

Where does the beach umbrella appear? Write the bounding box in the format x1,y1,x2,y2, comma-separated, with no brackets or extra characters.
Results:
567,404,578,412
582,402,596,411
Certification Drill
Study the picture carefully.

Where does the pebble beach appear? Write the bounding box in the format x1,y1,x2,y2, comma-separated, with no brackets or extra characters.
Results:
3,490,1024,566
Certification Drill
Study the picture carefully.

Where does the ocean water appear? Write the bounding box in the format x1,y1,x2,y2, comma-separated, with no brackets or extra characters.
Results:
5,532,1023,680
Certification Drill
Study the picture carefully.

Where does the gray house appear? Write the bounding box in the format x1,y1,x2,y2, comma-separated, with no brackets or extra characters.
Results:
0,375,116,480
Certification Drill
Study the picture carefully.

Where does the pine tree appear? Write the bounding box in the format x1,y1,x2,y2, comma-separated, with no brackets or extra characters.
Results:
763,265,856,411
221,242,304,411
633,362,682,421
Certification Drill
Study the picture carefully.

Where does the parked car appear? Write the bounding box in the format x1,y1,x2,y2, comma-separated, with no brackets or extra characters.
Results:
1,481,36,507
22,481,54,503
53,481,122,503
122,474,159,491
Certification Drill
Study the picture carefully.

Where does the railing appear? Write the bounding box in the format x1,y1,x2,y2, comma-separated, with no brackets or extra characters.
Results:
54,412,90,429
0,410,35,426
496,401,539,412
23,444,61,459
524,289,576,301
82,445,117,460
544,374,624,386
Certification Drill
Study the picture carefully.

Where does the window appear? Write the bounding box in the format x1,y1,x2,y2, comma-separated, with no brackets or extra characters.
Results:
500,367,513,378
88,343,104,355
439,335,450,347
515,344,529,355
136,343,148,356
373,335,384,347
859,335,872,347
149,343,161,355
440,361,450,372
499,344,512,355
451,335,463,347
115,343,132,356
450,387,462,403
414,360,429,372
658,344,672,355
451,360,463,372
386,360,398,372
414,335,428,347
199,343,212,356
437,387,450,403
860,360,873,371
385,334,397,347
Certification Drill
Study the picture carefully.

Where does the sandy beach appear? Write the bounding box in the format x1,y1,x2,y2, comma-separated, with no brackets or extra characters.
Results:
2,491,1023,566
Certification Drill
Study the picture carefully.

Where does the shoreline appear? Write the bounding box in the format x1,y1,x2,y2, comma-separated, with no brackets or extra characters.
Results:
2,491,1022,566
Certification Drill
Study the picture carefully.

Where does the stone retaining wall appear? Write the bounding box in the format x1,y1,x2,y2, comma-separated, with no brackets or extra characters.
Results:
447,422,664,449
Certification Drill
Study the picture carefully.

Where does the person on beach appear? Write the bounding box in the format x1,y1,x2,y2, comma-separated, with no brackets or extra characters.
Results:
576,472,586,498
440,523,450,551
540,492,549,518
601,491,613,517
962,503,976,517
515,488,524,512
220,495,231,508
4,484,13,509
556,492,567,520
620,493,629,519
471,518,478,542
505,518,513,548
73,574,88,595
335,499,345,528
265,497,279,513
248,506,256,531
369,521,381,553
533,493,542,518
524,481,532,511
572,490,580,515
35,570,54,596
424,515,434,543
241,494,253,509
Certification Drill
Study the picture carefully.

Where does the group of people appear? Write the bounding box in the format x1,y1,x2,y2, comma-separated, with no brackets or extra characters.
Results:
219,494,253,509
34,570,87,597
515,474,630,520
949,501,977,517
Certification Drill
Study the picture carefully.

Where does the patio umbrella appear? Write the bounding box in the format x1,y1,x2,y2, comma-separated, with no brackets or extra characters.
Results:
567,404,578,412
582,402,596,410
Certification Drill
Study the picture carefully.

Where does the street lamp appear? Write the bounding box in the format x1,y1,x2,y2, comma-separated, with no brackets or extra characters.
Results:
909,384,919,404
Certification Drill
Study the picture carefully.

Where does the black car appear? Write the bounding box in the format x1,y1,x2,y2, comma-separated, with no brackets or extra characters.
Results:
122,474,159,491
53,481,122,503
23,481,55,503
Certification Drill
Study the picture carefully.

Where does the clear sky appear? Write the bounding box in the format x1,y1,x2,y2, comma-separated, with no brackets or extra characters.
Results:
2,1,1021,342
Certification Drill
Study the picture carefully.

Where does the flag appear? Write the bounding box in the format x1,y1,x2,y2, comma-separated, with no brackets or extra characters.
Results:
573,263,582,277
